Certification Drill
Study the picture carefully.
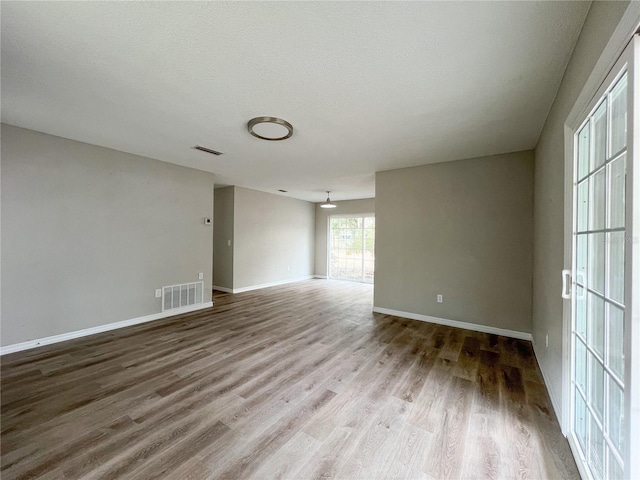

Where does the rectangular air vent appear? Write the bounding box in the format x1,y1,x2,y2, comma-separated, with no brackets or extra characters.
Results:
162,281,204,312
194,145,223,156
278,189,288,193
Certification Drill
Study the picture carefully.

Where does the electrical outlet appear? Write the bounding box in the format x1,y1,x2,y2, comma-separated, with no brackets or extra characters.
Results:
545,334,549,348
155,289,162,298
287,265,290,272
227,239,231,247
198,272,204,280
437,294,443,303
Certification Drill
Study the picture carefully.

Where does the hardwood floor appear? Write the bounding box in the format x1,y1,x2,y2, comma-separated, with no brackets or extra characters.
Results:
1,279,578,479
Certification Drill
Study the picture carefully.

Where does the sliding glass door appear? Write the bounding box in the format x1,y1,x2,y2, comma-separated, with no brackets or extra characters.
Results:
329,215,375,283
568,35,638,480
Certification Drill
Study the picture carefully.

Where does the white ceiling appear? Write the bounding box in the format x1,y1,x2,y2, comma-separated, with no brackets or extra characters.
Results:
1,1,590,203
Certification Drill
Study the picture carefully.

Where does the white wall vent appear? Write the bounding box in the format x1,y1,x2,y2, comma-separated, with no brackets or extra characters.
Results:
162,281,204,312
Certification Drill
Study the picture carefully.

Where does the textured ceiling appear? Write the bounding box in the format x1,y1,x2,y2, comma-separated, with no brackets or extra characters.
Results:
1,1,590,202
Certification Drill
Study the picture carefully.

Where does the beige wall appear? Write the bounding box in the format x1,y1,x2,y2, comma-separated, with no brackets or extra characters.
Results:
532,2,629,408
232,187,315,290
375,151,534,334
1,124,214,347
314,198,375,277
213,186,234,289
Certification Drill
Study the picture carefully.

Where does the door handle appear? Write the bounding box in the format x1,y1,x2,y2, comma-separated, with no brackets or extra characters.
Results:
562,269,572,299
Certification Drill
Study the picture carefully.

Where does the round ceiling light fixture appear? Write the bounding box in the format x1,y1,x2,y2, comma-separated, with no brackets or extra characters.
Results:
247,116,293,141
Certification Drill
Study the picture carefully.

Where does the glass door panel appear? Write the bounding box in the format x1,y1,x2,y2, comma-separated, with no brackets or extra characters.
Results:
329,215,375,284
572,67,628,480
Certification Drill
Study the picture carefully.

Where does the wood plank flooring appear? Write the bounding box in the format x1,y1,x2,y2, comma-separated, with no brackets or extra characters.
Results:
1,279,579,479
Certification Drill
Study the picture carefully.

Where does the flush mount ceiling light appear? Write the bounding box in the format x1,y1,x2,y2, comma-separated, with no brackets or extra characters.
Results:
247,116,293,141
320,191,337,209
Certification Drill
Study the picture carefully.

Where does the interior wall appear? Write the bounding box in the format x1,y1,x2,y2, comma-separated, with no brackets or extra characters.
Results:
314,198,375,277
1,124,215,347
232,187,315,290
532,1,629,410
213,186,234,289
375,151,534,334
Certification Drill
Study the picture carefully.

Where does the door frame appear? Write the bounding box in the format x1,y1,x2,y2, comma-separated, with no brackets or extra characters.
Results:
563,5,640,478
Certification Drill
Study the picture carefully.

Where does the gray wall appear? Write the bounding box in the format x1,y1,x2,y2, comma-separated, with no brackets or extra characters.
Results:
213,186,234,289
232,187,315,290
532,2,629,407
375,151,534,333
1,124,214,347
314,198,375,277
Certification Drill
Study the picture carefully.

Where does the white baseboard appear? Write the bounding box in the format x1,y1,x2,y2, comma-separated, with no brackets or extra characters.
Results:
372,306,532,341
212,285,234,293
531,339,563,424
0,302,214,356
234,275,315,293
214,276,315,294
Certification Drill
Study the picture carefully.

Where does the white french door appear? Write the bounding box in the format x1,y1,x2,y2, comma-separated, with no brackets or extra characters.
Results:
567,35,639,480
328,215,375,283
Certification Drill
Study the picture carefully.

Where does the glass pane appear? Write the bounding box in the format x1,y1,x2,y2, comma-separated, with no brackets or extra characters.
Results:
608,303,624,380
592,101,607,171
575,390,588,453
577,234,587,285
588,410,605,480
588,293,605,358
608,232,625,304
609,452,624,480
576,338,587,391
589,351,604,421
589,169,606,230
578,123,590,179
608,377,624,454
610,73,627,155
577,180,588,232
589,233,605,294
609,154,626,229
576,284,587,338
365,228,375,251
364,216,375,228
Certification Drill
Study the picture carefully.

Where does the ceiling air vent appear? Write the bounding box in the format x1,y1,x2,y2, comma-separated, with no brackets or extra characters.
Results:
194,145,223,156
